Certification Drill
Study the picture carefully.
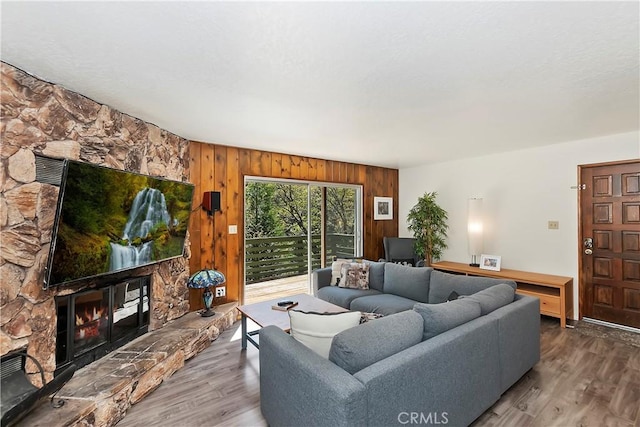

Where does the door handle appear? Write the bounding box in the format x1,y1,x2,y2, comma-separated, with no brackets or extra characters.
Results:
585,249,593,255
584,237,593,249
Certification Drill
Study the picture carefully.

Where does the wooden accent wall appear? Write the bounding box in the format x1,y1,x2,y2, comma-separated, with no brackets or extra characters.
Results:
188,142,399,308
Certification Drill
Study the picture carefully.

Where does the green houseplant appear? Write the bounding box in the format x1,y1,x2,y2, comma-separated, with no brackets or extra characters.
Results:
407,191,449,266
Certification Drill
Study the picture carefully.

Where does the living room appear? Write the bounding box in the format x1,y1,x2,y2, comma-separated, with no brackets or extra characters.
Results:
1,1,639,426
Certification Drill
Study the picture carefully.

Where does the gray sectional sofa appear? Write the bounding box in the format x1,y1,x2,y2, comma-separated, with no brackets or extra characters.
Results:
260,262,541,427
313,260,520,313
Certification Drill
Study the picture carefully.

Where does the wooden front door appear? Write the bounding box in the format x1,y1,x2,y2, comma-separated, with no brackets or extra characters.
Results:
580,160,640,328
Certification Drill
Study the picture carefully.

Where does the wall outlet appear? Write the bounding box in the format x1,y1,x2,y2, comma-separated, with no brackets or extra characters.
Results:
228,225,238,234
548,221,559,230
215,286,226,297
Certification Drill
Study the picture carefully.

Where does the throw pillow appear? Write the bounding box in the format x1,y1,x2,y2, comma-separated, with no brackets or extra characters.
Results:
359,312,384,323
391,258,415,267
288,310,362,358
413,299,482,340
329,310,424,374
338,262,370,289
463,283,515,315
330,258,353,286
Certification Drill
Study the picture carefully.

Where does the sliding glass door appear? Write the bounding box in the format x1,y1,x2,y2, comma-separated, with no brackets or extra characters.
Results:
244,178,362,303
309,185,361,268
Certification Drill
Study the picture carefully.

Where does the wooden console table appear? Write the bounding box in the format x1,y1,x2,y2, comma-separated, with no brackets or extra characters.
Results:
431,261,573,328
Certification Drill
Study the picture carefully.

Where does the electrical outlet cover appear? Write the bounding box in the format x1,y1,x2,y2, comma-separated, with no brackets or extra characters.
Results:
215,286,226,297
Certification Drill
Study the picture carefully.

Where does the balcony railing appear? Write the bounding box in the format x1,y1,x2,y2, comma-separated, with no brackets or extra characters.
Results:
245,234,354,284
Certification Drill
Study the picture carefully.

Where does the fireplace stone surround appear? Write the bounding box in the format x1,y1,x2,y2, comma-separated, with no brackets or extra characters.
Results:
1,62,193,387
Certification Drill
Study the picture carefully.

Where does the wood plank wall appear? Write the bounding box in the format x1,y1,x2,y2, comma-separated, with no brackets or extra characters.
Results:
188,141,399,309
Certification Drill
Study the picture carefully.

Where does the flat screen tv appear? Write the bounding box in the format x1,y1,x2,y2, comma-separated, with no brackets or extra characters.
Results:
45,160,195,288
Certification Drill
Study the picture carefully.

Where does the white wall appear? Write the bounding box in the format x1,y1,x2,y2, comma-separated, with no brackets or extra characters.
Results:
399,131,639,319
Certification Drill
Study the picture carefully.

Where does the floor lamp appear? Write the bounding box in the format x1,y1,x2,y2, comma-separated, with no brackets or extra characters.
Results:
468,197,483,267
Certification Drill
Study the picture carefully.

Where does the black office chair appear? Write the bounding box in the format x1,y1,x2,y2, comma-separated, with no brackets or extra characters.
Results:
1,351,76,427
380,237,425,267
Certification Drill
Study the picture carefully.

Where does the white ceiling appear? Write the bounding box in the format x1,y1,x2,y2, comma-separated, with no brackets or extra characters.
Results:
1,2,638,169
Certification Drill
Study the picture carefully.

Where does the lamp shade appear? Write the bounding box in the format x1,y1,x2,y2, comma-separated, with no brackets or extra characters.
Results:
187,269,226,289
467,198,483,256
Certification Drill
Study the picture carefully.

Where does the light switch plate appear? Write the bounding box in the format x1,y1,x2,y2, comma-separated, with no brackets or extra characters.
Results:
228,225,238,234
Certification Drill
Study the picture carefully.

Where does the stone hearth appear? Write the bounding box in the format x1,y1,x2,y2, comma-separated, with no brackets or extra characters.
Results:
19,303,237,427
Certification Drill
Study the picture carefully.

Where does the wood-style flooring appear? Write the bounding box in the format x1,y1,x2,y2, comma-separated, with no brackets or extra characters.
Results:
117,318,640,427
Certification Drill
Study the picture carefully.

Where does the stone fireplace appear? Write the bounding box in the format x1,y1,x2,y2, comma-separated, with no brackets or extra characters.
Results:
0,62,242,427
1,62,192,384
55,276,151,375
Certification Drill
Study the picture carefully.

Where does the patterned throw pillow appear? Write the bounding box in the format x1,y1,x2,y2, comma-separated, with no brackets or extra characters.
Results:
330,258,353,286
360,312,384,323
391,258,415,267
338,262,370,289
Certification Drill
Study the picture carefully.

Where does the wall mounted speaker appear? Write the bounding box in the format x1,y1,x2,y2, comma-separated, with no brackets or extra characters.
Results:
203,191,221,215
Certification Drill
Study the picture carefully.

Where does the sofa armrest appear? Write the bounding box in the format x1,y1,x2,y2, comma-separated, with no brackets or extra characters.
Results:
259,326,367,427
353,315,501,427
486,294,540,392
311,267,333,295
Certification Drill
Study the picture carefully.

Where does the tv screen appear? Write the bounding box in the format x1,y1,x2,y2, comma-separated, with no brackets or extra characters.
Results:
45,160,195,287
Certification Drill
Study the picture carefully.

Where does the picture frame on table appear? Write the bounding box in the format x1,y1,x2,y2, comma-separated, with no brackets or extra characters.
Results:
480,254,501,271
374,197,393,220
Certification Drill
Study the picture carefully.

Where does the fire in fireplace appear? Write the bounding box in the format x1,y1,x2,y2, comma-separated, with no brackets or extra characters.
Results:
56,276,150,374
72,288,109,354
75,303,107,340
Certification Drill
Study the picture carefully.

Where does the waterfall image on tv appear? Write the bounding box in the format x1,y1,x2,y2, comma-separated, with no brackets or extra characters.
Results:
46,160,195,287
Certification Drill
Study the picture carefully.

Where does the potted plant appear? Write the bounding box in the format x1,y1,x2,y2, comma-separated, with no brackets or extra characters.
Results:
407,191,449,266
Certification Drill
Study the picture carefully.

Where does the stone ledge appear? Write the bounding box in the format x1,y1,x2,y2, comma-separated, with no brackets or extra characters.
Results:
20,302,238,427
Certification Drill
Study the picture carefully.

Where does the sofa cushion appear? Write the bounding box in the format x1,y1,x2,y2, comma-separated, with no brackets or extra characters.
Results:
383,263,432,303
339,262,370,289
363,260,385,292
288,310,362,358
316,286,382,309
462,283,515,315
349,294,418,316
413,299,482,340
329,310,424,374
428,270,517,304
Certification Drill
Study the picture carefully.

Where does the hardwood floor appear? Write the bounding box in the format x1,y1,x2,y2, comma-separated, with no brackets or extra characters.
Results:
473,320,640,427
117,322,265,427
117,318,640,427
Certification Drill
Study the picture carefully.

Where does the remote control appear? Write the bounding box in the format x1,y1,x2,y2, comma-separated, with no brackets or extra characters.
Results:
277,300,294,307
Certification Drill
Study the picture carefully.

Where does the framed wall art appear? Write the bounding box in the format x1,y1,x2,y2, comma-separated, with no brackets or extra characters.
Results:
374,197,393,220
